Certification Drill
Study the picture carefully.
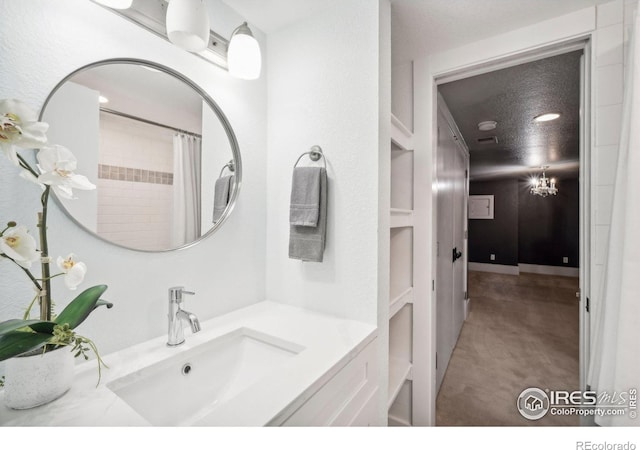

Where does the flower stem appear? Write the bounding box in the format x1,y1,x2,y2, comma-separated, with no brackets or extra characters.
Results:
38,186,52,321
0,254,42,291
16,153,39,179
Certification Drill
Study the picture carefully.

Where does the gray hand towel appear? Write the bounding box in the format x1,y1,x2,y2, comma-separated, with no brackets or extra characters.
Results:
289,168,327,262
289,167,321,226
213,175,234,223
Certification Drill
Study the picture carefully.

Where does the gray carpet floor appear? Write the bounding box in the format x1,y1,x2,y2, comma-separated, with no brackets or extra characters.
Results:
436,270,580,426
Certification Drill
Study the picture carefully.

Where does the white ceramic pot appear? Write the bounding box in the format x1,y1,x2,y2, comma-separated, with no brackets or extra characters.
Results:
3,346,75,409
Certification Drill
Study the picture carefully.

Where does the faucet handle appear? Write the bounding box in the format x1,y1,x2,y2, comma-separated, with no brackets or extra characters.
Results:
169,286,195,303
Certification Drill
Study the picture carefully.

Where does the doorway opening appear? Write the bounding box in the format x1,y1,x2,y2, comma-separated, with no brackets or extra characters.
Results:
432,43,589,426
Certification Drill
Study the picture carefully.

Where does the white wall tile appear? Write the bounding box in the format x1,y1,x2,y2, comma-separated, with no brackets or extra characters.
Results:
597,0,624,28
595,103,623,146
596,24,624,67
596,64,624,106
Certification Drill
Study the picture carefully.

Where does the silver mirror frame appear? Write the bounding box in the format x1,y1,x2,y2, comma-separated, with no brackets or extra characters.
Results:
39,58,242,252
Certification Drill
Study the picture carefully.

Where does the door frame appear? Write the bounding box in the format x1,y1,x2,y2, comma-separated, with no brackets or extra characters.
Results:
412,31,593,426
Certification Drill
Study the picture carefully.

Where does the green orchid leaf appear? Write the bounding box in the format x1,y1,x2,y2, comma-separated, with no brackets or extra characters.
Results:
0,331,52,362
94,299,114,310
0,319,49,336
28,321,57,334
55,285,108,330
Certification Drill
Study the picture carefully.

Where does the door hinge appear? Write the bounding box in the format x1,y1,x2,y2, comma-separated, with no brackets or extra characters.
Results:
586,297,590,313
435,352,438,370
432,280,435,291
464,230,468,239
465,169,468,179
437,241,440,257
464,291,468,300
453,134,459,141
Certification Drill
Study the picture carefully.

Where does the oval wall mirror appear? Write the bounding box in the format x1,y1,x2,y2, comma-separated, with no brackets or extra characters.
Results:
40,59,241,252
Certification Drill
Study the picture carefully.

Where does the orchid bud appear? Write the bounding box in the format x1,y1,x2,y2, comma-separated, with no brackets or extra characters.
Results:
7,221,16,227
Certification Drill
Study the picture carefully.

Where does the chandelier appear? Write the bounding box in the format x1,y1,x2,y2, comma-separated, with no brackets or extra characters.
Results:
530,166,558,197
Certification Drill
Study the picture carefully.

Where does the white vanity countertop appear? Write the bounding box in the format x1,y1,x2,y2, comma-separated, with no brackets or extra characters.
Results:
0,301,377,427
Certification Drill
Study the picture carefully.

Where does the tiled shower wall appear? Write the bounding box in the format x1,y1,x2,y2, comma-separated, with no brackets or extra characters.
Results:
96,112,174,250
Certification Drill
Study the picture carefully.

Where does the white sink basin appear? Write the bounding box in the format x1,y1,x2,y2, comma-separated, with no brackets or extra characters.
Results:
106,327,304,426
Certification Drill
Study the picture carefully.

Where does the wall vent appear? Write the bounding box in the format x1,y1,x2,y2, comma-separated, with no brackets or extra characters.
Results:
477,136,498,144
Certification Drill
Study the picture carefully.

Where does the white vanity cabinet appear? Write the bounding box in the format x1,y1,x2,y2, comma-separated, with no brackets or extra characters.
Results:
276,338,379,426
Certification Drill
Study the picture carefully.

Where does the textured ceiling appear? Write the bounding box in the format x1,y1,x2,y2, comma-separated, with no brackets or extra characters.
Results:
438,50,582,180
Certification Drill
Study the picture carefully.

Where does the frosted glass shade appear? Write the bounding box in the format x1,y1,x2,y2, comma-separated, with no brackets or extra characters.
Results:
228,23,262,80
94,0,133,9
166,0,210,52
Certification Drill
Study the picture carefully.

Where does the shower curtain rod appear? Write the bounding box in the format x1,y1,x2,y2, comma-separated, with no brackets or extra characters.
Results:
100,107,202,138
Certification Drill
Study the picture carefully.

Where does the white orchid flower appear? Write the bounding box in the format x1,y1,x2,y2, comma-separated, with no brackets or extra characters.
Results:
36,145,96,199
0,225,40,269
0,99,49,166
56,253,87,290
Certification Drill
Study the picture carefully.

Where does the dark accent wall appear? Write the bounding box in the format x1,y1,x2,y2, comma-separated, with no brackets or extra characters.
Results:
468,179,519,265
518,177,579,267
468,177,579,268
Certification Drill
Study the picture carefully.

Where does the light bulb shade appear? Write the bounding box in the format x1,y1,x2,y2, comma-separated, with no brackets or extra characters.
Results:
228,23,262,80
166,0,210,52
94,0,133,9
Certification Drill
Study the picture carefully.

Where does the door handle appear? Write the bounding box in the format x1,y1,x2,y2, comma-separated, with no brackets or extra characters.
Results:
452,247,463,263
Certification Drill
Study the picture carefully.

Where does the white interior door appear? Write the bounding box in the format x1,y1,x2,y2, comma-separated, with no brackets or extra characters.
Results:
436,105,468,392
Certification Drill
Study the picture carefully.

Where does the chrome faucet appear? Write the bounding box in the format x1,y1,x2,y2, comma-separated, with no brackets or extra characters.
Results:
167,286,201,346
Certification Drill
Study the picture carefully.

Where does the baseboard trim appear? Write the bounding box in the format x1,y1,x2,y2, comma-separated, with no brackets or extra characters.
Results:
518,263,579,277
468,262,519,275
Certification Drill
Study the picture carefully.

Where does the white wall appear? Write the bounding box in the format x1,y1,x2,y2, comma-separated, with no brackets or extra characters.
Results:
0,0,267,374
265,0,385,326
411,0,633,424
391,62,414,131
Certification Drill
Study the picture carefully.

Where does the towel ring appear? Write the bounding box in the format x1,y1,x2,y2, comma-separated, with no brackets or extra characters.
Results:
293,145,326,170
218,159,235,178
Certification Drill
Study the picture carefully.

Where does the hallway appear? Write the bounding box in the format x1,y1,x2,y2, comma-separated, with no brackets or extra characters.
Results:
436,271,580,426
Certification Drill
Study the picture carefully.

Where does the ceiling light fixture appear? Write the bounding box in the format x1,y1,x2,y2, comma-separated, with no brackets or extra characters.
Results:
533,112,561,122
228,22,262,80
530,166,558,197
93,0,132,9
477,120,497,131
166,0,211,53
98,95,109,104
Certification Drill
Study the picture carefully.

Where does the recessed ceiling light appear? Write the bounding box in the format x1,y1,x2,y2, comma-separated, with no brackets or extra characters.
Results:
478,120,497,131
99,95,109,104
534,113,560,122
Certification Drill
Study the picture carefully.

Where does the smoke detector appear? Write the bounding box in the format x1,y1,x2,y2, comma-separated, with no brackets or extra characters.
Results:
478,120,497,131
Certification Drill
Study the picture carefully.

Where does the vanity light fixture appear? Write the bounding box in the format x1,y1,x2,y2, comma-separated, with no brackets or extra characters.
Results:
166,0,211,52
93,0,133,9
228,22,262,80
533,112,561,122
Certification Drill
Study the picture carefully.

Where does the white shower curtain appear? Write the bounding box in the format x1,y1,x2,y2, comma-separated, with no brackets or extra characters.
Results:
587,5,640,427
172,134,202,247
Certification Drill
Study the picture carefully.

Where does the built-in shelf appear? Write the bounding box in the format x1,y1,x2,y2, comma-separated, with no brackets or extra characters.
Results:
388,112,414,426
388,357,413,408
391,114,414,151
390,208,414,228
389,287,413,319
388,413,412,427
